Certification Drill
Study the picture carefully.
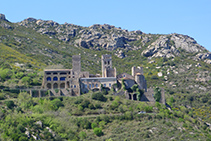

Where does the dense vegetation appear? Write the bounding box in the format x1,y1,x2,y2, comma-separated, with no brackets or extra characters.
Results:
0,91,211,140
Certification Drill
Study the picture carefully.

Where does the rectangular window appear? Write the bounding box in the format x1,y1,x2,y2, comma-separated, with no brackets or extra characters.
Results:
96,84,98,87
85,84,87,88
74,85,76,88
89,84,91,89
109,83,111,87
92,84,94,88
104,84,106,87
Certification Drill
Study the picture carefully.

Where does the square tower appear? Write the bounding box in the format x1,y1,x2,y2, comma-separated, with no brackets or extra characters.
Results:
72,55,81,72
101,54,112,77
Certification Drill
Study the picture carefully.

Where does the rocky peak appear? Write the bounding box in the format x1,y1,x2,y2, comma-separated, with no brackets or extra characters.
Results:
0,14,8,22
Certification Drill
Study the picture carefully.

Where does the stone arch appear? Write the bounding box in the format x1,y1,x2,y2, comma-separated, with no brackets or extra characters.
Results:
53,83,58,89
133,94,137,100
46,83,51,89
53,77,58,81
60,83,65,89
129,94,132,100
47,77,51,81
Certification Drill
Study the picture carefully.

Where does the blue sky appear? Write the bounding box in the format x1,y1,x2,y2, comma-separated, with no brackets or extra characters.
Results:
1,0,211,51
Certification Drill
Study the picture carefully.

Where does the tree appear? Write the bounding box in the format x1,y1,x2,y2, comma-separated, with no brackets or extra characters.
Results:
17,92,33,110
93,128,103,136
92,92,107,102
4,100,15,109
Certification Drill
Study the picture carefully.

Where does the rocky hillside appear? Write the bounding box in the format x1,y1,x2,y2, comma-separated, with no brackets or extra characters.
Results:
16,15,211,62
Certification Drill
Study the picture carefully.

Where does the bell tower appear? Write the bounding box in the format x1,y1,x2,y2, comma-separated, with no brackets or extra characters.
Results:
101,54,112,77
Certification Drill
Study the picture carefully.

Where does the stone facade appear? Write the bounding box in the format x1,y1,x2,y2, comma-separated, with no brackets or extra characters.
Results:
42,55,117,96
41,54,152,101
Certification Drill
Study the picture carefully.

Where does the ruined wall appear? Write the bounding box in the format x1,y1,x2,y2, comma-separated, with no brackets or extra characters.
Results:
117,73,134,80
124,79,136,89
106,67,116,77
132,66,143,76
135,74,147,92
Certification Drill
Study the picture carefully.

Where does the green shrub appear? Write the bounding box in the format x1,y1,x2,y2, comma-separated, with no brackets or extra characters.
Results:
55,89,59,93
93,128,103,136
92,92,107,102
79,131,86,139
4,100,15,109
91,122,98,129
50,98,64,110
88,103,95,109
74,98,83,104
99,121,106,129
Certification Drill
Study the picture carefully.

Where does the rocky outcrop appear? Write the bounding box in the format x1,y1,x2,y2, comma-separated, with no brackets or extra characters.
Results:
16,15,210,60
0,14,8,22
142,34,209,61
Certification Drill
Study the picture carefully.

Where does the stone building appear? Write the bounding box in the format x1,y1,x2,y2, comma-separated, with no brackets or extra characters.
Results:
42,55,117,96
41,54,148,99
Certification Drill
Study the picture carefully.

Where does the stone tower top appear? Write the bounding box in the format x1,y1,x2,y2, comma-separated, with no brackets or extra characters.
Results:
101,54,112,77
72,55,81,72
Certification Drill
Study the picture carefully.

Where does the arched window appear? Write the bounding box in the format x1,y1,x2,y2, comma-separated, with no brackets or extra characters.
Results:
60,83,65,89
53,77,58,81
53,83,58,89
108,61,110,65
133,94,137,100
96,84,98,88
47,77,51,81
89,84,91,89
60,77,66,81
47,83,51,89
92,83,94,88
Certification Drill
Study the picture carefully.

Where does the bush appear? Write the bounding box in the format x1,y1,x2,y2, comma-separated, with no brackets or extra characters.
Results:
91,122,98,129
18,92,33,110
50,98,64,110
93,128,103,136
88,103,95,109
79,131,86,139
92,92,107,102
4,100,15,109
79,99,90,109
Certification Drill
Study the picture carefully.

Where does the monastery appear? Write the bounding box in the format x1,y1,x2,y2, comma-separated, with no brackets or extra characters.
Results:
41,54,148,100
